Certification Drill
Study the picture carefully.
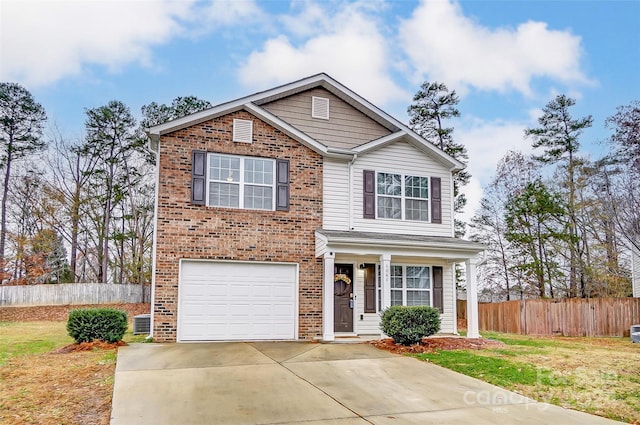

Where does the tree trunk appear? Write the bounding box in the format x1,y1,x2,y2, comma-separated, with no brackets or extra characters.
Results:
0,149,12,267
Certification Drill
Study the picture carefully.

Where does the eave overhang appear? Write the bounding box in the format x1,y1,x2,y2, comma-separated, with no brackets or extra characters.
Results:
315,229,485,261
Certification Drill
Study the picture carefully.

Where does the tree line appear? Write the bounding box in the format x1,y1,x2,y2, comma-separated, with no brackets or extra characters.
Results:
403,82,638,300
2,81,637,299
470,96,639,300
0,82,211,285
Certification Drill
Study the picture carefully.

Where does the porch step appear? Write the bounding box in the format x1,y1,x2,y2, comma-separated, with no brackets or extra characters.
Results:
327,335,381,344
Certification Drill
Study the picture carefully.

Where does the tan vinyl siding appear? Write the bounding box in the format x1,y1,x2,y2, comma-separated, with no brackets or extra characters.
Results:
261,88,391,149
351,141,454,237
323,158,350,230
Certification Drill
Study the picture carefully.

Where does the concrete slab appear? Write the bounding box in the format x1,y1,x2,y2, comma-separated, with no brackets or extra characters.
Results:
247,341,319,363
283,342,395,363
111,363,356,425
368,403,623,424
285,356,531,417
115,342,274,372
112,342,625,425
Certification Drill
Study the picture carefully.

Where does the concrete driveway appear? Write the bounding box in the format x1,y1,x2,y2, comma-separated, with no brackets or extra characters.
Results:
111,342,622,425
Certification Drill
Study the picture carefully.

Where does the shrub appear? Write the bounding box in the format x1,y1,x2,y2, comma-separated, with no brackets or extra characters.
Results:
380,305,441,346
67,308,128,343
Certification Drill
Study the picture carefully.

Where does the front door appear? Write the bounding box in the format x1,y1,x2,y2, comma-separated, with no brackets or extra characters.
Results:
334,264,354,332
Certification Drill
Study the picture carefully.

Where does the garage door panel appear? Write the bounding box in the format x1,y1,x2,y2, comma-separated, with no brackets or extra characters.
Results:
179,261,297,341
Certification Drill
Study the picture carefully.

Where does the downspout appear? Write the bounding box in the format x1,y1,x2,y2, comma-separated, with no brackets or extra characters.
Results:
148,133,160,339
449,165,457,238
347,153,358,231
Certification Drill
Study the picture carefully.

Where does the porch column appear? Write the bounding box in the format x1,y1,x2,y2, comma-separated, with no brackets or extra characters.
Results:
465,257,480,338
323,252,335,342
380,253,391,310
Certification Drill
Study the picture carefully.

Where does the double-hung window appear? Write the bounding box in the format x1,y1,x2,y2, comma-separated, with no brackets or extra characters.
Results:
377,173,429,221
208,153,275,210
390,265,432,307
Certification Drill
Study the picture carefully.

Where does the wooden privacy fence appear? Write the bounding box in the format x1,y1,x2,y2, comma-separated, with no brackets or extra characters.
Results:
0,283,149,307
467,298,640,337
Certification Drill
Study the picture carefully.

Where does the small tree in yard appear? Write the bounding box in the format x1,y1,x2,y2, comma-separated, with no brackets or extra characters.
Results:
380,306,441,346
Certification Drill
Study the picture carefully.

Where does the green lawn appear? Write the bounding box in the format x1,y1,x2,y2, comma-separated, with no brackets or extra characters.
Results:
0,321,148,365
416,332,640,423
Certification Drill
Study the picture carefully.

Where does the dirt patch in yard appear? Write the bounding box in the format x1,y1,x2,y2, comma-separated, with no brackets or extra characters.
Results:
0,303,150,322
371,336,504,354
0,339,118,425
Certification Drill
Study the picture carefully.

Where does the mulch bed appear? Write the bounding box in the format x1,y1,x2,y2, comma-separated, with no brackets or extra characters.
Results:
371,337,504,354
52,340,128,354
0,303,150,322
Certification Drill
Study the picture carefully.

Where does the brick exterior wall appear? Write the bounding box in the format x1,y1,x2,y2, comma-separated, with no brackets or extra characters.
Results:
153,110,323,342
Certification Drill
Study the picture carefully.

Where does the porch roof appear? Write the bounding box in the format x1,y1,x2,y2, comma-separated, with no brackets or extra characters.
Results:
315,229,485,261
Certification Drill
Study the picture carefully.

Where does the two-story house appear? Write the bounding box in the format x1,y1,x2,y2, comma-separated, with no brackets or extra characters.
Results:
147,74,484,343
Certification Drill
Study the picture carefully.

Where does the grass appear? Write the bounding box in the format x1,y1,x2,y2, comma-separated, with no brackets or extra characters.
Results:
0,321,146,425
415,332,640,424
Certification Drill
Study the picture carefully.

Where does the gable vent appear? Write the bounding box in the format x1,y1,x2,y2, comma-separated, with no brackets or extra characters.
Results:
312,96,330,120
233,119,253,143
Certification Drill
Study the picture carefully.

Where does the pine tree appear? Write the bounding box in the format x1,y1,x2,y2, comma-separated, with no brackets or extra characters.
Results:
408,82,470,237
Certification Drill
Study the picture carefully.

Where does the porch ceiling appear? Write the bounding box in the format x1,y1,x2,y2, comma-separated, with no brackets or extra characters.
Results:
315,229,485,261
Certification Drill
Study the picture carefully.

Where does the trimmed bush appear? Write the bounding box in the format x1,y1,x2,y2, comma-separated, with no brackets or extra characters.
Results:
380,305,441,346
67,308,128,343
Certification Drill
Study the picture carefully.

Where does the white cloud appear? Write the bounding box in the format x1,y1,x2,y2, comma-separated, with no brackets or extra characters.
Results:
0,0,262,87
237,2,408,106
399,0,590,96
457,118,534,222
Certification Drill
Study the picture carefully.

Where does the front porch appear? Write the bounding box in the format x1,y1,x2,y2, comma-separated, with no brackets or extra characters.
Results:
315,230,485,342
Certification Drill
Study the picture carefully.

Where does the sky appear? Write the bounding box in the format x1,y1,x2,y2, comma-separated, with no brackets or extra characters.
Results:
1,0,639,222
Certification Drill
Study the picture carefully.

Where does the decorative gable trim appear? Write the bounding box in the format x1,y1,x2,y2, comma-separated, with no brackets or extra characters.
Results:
312,96,330,120
233,119,253,143
146,73,464,170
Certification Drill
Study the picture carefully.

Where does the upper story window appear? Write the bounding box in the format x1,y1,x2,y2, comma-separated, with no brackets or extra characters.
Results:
377,172,429,221
208,153,275,210
312,96,330,120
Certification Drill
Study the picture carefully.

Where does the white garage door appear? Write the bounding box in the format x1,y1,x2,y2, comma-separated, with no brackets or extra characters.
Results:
178,260,298,341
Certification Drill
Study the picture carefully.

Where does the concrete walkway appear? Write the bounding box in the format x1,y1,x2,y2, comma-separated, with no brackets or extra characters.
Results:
111,342,622,425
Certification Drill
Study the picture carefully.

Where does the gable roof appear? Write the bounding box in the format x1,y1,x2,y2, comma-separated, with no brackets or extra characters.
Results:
147,73,465,170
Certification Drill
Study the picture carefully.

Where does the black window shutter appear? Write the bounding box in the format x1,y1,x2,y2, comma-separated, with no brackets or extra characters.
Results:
276,159,290,211
431,177,442,224
433,266,444,313
364,264,376,313
363,170,375,219
191,150,206,205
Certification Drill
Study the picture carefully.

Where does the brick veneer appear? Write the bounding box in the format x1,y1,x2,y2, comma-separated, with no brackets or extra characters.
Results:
152,110,323,342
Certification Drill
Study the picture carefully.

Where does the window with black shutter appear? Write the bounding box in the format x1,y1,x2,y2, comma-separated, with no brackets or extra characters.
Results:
276,159,290,211
363,264,376,313
191,150,206,205
431,177,441,224
363,170,375,219
433,266,444,313
191,152,289,211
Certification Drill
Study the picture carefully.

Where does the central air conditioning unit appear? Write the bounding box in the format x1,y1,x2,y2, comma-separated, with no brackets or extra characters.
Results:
133,313,151,335
631,325,640,343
